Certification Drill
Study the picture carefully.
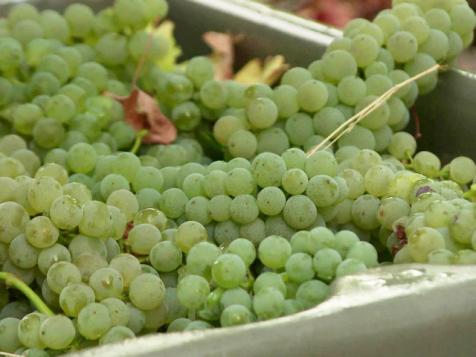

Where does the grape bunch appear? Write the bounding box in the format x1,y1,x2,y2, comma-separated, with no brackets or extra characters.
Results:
0,0,476,356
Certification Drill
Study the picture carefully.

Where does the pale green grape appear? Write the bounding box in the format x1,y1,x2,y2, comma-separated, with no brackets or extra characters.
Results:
77,303,111,340
346,241,378,267
336,258,367,277
28,176,63,213
49,195,82,231
338,125,376,150
59,283,95,318
313,107,346,137
252,153,287,188
447,31,464,58
282,168,308,195
229,195,259,225
208,195,232,222
377,197,411,230
0,177,17,203
185,56,214,88
47,261,81,294
128,224,162,255
281,148,306,170
213,115,247,146
351,195,381,230
77,62,108,92
175,221,207,253
99,326,135,346
283,195,317,230
78,201,111,239
258,235,292,269
220,288,252,310
220,305,254,327
136,188,161,210
413,151,441,178
39,315,75,350
388,132,417,159
257,187,286,216
322,50,358,82
305,150,338,177
182,173,205,198
17,312,47,349
109,254,142,289
306,175,340,208
257,127,290,155
8,234,39,269
450,4,476,35
402,16,430,44
89,267,124,300
404,53,438,94
100,174,129,199
313,248,342,282
228,130,258,159
273,85,299,118
297,79,328,112
285,253,314,283
449,156,476,185
226,239,256,267
364,61,388,78
284,113,314,146
186,241,221,276
101,297,130,327
107,189,139,221
247,97,278,129
408,227,445,262
374,12,400,41
239,218,266,246
158,188,188,218
296,280,329,309
129,273,165,310
167,318,191,332
177,275,210,310
37,244,71,275
281,67,313,88
224,168,255,197
364,164,395,197
350,34,379,67
450,207,476,245
212,254,247,289
200,80,228,109
253,288,284,320
134,208,167,231
253,272,286,296
12,103,42,136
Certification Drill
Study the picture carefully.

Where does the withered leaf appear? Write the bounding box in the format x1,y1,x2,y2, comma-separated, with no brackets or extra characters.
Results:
106,88,177,145
203,31,237,81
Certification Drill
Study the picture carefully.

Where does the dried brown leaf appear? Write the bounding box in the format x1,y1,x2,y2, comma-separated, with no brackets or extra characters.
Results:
203,31,236,81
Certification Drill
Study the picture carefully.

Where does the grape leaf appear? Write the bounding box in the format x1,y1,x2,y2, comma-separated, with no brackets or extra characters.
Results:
106,88,177,145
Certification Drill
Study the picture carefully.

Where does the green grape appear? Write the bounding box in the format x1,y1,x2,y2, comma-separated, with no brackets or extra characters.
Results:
283,299,304,316
181,173,205,198
171,101,201,131
185,56,214,88
450,207,476,245
229,195,259,225
253,287,284,320
252,153,287,188
313,108,345,138
158,188,188,219
256,187,286,216
150,241,182,272
17,312,46,349
351,195,381,230
346,241,378,268
183,320,213,331
455,250,476,265
44,94,76,124
313,248,342,282
96,33,128,66
74,253,107,284
408,227,445,262
109,254,142,289
128,224,162,255
336,258,367,278
265,215,296,240
281,168,308,195
101,297,130,327
47,261,81,294
223,168,255,197
240,218,266,246
350,34,379,67
322,50,358,82
0,37,23,74
49,195,82,231
365,74,393,96
185,197,211,225
66,143,97,174
12,103,42,136
226,239,256,267
449,156,476,185
419,29,449,62
412,151,441,178
285,253,314,283
126,303,146,334
450,4,476,35
257,127,290,155
175,220,207,253
297,79,328,112
404,53,438,94
105,238,121,261
39,10,69,42
284,113,313,146
100,174,129,199
281,67,313,88
37,244,71,275
424,200,458,228
8,234,39,269
136,188,161,210
350,149,382,175
305,150,338,178
55,47,83,77
374,12,400,41
89,267,124,300
77,303,112,340
364,164,395,197
134,208,167,231
32,118,65,149
186,241,221,276
306,175,340,208
326,37,352,52
64,182,93,204
281,148,306,170
220,304,254,327
107,189,139,221
77,62,108,92
377,197,410,230
402,16,430,44
427,248,455,264
228,130,258,159
296,280,329,309
167,318,191,332
273,85,299,118
0,301,32,320
246,97,278,129
99,326,135,346
364,61,388,78
283,195,317,230
212,254,247,289
39,315,75,350
78,201,111,239
258,235,292,270
27,176,63,214
177,275,210,310
10,150,40,176
0,317,22,353
387,132,417,160
59,283,95,318
200,80,228,109
7,3,39,26
220,288,252,310
447,31,464,59
129,273,165,310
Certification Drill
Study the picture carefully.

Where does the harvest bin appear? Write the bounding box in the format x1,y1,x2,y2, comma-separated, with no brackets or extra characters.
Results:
2,0,476,356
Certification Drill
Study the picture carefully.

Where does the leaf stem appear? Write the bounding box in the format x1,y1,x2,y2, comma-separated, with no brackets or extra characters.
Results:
130,129,148,154
0,272,54,317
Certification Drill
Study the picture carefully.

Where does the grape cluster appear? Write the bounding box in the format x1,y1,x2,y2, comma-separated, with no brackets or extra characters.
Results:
0,0,476,356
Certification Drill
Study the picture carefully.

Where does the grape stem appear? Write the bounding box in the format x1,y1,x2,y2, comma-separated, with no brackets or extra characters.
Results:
0,272,54,317
130,129,149,154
